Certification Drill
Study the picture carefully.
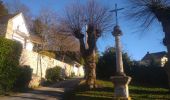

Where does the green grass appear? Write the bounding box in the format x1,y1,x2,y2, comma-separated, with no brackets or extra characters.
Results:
64,80,170,100
130,85,170,100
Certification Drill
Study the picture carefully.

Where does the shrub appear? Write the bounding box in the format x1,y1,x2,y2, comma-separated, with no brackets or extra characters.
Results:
45,66,62,82
0,37,22,92
130,65,168,87
14,65,32,89
96,47,132,79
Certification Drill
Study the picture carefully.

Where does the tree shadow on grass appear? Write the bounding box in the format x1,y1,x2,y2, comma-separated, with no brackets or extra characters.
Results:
64,86,114,100
89,87,113,92
75,95,112,100
130,89,169,95
129,84,170,100
131,94,170,100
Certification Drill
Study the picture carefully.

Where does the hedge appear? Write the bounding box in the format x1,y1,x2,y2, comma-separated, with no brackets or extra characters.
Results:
0,37,22,93
130,65,168,87
14,65,32,89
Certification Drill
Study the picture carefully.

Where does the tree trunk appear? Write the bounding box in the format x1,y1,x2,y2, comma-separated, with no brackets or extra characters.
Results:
85,49,96,89
77,29,97,89
165,44,170,89
161,20,170,89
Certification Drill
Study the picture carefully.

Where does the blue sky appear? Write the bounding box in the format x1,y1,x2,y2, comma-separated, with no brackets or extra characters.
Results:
3,0,166,60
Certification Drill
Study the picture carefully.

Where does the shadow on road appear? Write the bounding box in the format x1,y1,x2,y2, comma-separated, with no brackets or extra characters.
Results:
0,78,82,100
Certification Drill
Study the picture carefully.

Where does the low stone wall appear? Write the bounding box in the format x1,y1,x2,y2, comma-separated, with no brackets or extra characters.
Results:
20,49,81,78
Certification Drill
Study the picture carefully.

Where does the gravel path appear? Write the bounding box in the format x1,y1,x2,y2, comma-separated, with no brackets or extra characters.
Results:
0,78,81,100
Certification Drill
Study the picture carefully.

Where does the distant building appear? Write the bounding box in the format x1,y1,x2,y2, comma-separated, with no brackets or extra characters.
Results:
141,51,168,67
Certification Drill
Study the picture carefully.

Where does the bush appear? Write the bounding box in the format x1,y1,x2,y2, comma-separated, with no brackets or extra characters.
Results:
45,66,62,82
14,65,32,89
0,37,22,93
130,65,168,87
96,47,132,79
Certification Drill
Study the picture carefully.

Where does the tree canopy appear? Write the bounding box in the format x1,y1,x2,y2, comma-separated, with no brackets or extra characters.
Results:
128,0,170,28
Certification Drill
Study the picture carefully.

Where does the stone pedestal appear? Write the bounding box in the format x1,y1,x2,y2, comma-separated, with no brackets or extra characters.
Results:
111,75,131,100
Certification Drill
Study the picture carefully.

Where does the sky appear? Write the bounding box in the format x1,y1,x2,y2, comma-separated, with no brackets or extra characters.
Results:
3,0,167,60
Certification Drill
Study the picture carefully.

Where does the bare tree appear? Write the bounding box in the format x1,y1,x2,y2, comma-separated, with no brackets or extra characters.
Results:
128,0,170,88
32,8,58,50
5,0,32,29
0,0,8,16
5,0,30,16
49,25,79,61
32,8,79,58
62,0,113,88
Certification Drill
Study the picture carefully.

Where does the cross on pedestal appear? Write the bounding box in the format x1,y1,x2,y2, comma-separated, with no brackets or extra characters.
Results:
110,4,124,26
110,3,125,76
110,4,131,100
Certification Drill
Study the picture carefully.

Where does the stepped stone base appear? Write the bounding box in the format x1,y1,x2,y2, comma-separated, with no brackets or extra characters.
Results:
111,75,131,100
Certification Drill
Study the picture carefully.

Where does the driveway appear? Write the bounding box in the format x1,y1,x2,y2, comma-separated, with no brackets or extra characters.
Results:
0,78,81,100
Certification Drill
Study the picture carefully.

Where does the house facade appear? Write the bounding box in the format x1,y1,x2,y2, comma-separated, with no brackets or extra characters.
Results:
141,51,168,67
0,13,35,51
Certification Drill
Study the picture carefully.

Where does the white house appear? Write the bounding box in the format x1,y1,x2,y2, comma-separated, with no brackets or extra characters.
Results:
0,13,36,51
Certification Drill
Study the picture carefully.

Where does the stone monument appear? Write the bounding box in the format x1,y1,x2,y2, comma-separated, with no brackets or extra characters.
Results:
110,4,131,100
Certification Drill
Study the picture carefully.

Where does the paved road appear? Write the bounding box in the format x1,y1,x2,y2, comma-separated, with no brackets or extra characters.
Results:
0,78,81,100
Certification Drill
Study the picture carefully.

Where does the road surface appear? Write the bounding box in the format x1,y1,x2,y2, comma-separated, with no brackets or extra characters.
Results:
0,78,80,100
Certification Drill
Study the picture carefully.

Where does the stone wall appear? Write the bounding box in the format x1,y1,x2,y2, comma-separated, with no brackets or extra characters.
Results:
20,49,84,78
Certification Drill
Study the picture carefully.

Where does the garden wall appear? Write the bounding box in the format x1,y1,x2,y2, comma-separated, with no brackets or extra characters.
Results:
20,49,84,78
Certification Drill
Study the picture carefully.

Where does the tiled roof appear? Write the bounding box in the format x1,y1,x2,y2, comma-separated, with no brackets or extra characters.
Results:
29,34,43,44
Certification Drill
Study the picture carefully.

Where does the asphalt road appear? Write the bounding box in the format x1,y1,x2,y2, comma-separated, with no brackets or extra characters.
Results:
0,78,81,100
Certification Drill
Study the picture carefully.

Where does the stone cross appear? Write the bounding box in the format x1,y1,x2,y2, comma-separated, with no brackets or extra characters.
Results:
110,4,124,25
110,4,131,100
110,4,125,75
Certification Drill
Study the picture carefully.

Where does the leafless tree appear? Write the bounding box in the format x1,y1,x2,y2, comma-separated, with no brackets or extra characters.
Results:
5,0,29,15
32,8,59,50
5,0,32,29
62,0,114,88
0,0,8,16
49,25,79,61
31,8,59,79
128,0,170,88
33,8,79,60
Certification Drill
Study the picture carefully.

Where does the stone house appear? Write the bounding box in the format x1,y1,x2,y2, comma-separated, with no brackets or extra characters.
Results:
141,51,168,67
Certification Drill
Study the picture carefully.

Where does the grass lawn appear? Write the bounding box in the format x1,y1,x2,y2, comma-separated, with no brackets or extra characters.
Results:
64,80,170,100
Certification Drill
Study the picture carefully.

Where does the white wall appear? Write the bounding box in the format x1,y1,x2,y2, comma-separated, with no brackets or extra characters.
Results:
161,57,168,67
72,64,85,77
6,13,34,51
20,49,84,78
12,13,29,36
